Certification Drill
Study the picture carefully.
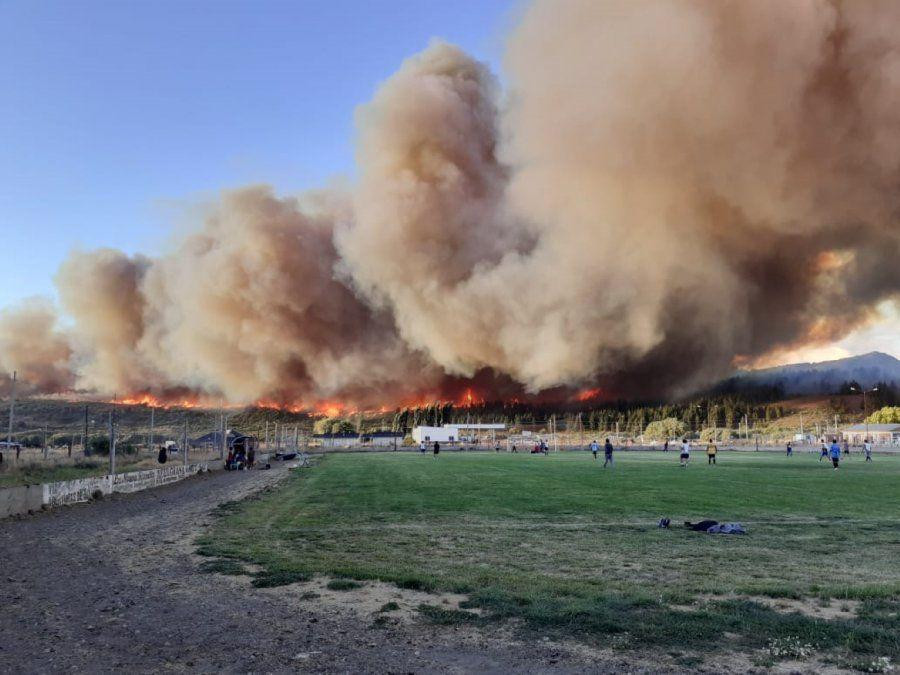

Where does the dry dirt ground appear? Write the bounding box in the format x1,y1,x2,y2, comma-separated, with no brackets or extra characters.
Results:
0,465,695,674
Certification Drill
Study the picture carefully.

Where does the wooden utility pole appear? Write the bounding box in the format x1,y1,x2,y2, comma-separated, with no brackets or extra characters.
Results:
82,405,89,456
42,427,47,460
293,424,299,451
182,415,188,466
220,413,227,459
6,370,15,458
264,420,269,450
149,406,155,456
108,410,116,475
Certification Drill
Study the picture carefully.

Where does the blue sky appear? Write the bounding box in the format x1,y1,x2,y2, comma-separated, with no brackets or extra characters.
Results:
0,0,519,307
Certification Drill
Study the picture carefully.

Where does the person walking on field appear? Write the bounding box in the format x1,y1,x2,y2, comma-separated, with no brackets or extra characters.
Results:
433,441,440,458
706,441,717,465
819,443,828,461
864,439,873,462
603,438,614,468
419,441,426,454
680,439,691,467
786,441,793,457
590,440,599,460
829,438,841,470
663,439,669,453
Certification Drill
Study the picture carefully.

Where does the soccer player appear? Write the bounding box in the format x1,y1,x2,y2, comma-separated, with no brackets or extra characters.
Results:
864,439,873,462
603,438,614,468
786,441,793,457
819,443,828,461
680,438,691,467
590,440,599,460
829,437,841,470
706,442,717,465
433,441,440,458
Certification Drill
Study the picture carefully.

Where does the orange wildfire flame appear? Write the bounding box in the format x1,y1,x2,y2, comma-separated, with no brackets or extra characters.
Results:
457,388,484,407
575,388,603,402
114,393,200,409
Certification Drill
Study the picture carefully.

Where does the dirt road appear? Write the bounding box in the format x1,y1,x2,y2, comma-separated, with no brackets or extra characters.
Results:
0,465,661,674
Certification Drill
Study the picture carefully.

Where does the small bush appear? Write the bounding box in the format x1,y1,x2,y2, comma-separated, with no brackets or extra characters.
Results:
844,656,894,673
418,604,481,625
199,559,247,576
767,636,814,660
326,579,362,591
251,570,310,588
379,602,400,612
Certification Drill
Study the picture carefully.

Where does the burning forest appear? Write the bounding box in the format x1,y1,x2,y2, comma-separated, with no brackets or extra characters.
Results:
1,0,899,410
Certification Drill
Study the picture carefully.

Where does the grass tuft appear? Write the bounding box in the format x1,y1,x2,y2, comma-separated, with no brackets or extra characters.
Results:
251,570,310,588
199,559,248,576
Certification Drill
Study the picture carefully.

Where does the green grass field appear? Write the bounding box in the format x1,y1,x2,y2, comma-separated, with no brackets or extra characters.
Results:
199,451,900,667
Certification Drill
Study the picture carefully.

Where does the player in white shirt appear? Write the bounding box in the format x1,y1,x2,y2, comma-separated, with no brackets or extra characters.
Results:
680,439,691,467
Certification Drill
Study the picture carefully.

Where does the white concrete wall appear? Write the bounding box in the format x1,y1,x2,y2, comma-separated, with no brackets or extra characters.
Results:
412,426,458,443
27,460,222,513
0,484,44,519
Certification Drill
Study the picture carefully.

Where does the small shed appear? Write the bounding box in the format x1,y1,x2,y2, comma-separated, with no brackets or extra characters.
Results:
191,429,246,452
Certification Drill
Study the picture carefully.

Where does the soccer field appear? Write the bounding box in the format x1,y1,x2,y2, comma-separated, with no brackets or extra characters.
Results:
201,451,900,665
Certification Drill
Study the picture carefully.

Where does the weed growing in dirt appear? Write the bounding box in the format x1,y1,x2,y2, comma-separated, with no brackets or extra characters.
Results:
251,570,310,588
199,559,248,576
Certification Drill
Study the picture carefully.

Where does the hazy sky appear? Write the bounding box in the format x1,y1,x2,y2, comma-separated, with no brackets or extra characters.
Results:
0,0,517,304
1,0,895,364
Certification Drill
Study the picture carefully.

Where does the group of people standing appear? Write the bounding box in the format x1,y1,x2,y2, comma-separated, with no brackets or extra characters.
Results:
418,441,441,457
589,438,615,467
817,438,873,468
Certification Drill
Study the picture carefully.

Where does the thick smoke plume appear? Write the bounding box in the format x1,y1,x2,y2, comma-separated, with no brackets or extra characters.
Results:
2,0,899,405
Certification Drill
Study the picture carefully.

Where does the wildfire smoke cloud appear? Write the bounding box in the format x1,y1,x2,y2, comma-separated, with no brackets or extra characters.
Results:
2,0,899,405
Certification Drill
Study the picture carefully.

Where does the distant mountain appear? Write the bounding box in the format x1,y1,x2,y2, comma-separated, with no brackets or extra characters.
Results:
720,352,900,396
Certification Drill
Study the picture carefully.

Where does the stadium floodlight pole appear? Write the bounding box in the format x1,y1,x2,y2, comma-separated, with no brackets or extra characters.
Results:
850,385,878,442
6,370,15,456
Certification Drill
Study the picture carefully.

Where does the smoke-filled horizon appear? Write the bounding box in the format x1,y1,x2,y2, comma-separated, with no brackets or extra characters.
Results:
2,0,899,406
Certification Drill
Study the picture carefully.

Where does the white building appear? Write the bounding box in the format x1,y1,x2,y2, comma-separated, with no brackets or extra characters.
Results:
412,423,505,444
842,423,900,446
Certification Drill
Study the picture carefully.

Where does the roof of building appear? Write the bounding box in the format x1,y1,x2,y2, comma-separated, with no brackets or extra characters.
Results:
365,431,404,437
843,424,900,432
191,430,247,444
313,432,359,439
